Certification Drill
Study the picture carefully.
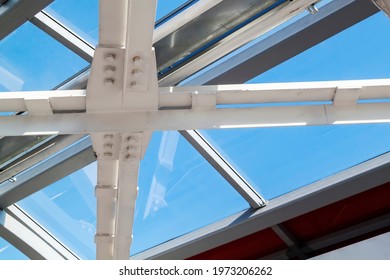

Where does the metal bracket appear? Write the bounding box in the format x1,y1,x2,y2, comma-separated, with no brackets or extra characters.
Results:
25,97,53,115
86,47,126,112
333,86,360,106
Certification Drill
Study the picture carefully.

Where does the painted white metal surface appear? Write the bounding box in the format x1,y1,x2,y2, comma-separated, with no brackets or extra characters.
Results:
1,0,388,260
88,0,158,259
99,0,128,47
1,80,390,137
2,79,390,113
1,103,390,136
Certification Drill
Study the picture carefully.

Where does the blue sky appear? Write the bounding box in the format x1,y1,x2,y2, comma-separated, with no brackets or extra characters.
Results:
1,0,390,259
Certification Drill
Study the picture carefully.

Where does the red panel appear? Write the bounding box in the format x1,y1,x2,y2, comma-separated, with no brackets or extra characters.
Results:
188,227,287,260
282,182,390,242
189,183,390,260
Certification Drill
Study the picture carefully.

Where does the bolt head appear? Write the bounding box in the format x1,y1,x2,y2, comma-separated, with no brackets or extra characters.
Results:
105,53,116,63
104,78,115,85
132,56,141,63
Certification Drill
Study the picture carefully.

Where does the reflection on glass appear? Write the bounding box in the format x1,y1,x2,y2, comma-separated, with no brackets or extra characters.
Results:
0,22,88,92
17,162,97,259
200,124,390,199
0,136,50,171
45,0,98,45
131,131,248,255
248,12,390,83
156,0,193,22
0,237,28,260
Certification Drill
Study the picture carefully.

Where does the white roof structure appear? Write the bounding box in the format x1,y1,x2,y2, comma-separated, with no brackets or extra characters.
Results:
0,0,389,260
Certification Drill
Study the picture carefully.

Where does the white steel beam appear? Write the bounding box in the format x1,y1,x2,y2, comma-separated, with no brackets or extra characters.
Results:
2,79,390,113
99,0,128,47
0,89,85,113
1,103,389,136
90,0,158,260
93,133,120,260
113,132,144,259
1,79,390,136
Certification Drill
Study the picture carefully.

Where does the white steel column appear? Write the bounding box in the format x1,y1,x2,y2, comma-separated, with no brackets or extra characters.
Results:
88,0,158,259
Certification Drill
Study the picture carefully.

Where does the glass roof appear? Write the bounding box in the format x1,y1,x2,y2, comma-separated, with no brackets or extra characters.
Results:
198,12,390,199
17,162,97,259
0,0,389,260
14,132,248,258
249,12,390,83
132,131,247,255
0,22,88,91
200,124,390,199
45,0,98,45
0,237,28,260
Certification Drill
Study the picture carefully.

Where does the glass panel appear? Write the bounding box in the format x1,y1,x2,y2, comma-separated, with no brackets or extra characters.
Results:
156,0,195,23
0,136,49,170
155,0,287,74
0,22,88,92
197,11,390,199
248,12,390,83
45,0,99,45
131,131,248,255
17,162,97,259
15,131,248,258
45,0,195,45
200,124,390,199
0,237,29,260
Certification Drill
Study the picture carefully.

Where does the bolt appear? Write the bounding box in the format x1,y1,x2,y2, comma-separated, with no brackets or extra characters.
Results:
104,143,113,149
8,177,17,183
105,53,116,63
307,4,318,15
126,135,138,142
130,81,137,87
125,154,136,160
126,145,136,151
132,56,141,63
104,65,116,76
104,78,115,85
131,68,141,75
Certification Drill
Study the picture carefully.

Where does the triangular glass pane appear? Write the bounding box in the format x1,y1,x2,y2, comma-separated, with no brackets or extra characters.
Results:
0,22,88,92
46,0,99,45
15,131,248,258
248,12,390,83
197,11,390,200
17,162,97,259
0,236,29,260
200,124,390,199
131,131,248,255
